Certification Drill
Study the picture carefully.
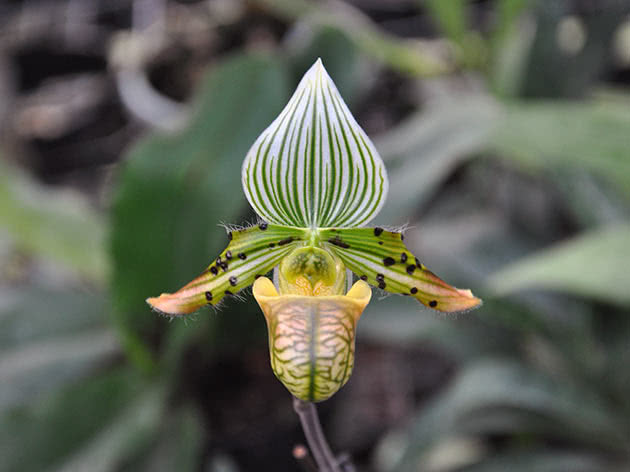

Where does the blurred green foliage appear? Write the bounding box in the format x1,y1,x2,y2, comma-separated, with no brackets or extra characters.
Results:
1,0,630,471
111,54,291,370
488,224,630,306
492,100,630,198
0,161,108,283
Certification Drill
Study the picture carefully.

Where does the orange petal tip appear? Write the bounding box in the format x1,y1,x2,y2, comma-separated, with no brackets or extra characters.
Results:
146,293,195,317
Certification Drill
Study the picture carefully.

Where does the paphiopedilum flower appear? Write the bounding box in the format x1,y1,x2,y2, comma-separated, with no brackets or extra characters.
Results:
147,59,481,402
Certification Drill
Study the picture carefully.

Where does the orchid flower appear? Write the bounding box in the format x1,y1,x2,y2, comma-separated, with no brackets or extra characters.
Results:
147,59,481,402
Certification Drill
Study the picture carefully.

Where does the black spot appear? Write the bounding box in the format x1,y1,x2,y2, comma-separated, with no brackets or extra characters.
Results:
415,257,422,268
383,257,395,266
278,237,295,246
225,290,233,296
269,243,276,248
254,274,261,279
229,276,237,286
378,281,386,289
378,241,383,245
403,293,410,296
210,266,218,275
360,275,368,281
205,291,213,302
219,261,228,271
429,300,438,308
238,252,247,260
228,232,233,241
374,227,384,237
376,273,384,282
216,256,222,264
259,222,268,231
328,236,350,249
410,287,418,295
401,233,405,241
225,250,232,260
401,253,408,263
406,265,416,275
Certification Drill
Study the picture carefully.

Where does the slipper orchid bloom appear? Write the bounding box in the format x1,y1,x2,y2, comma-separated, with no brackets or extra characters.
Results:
147,59,481,402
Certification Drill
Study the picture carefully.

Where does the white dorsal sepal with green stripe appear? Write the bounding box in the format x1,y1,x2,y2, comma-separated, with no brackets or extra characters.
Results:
242,59,389,229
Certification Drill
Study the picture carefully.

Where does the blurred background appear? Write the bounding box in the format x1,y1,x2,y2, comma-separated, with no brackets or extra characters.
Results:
1,0,630,471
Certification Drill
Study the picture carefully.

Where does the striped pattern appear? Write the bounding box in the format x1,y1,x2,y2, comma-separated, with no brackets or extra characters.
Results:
320,228,482,313
146,224,306,316
242,59,389,229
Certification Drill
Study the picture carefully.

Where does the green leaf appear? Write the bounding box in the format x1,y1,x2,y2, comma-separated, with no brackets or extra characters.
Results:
255,0,451,77
319,227,481,312
386,359,625,472
424,0,487,69
123,406,204,472
487,224,630,306
0,160,107,283
0,287,115,411
490,100,630,198
0,286,106,351
0,329,118,412
425,0,467,44
458,451,613,472
242,59,389,228
374,94,498,223
490,0,534,97
111,54,290,365
0,367,148,472
54,385,165,472
147,224,306,316
492,0,530,43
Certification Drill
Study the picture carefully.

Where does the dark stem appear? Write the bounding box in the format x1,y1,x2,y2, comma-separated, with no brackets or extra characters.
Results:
293,397,342,472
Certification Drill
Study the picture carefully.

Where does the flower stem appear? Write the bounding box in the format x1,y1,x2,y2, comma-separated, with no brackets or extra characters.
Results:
293,397,342,472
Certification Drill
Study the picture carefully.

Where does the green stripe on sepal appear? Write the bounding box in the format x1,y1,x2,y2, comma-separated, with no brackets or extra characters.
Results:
320,227,482,313
241,59,389,229
146,224,307,316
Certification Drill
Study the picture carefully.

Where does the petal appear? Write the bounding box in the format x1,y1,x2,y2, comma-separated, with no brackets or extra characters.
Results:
253,278,372,401
146,224,306,316
242,59,389,228
344,278,372,309
320,227,482,313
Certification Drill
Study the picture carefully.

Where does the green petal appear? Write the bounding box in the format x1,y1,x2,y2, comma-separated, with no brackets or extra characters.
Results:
320,227,482,313
146,224,306,316
242,59,389,228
